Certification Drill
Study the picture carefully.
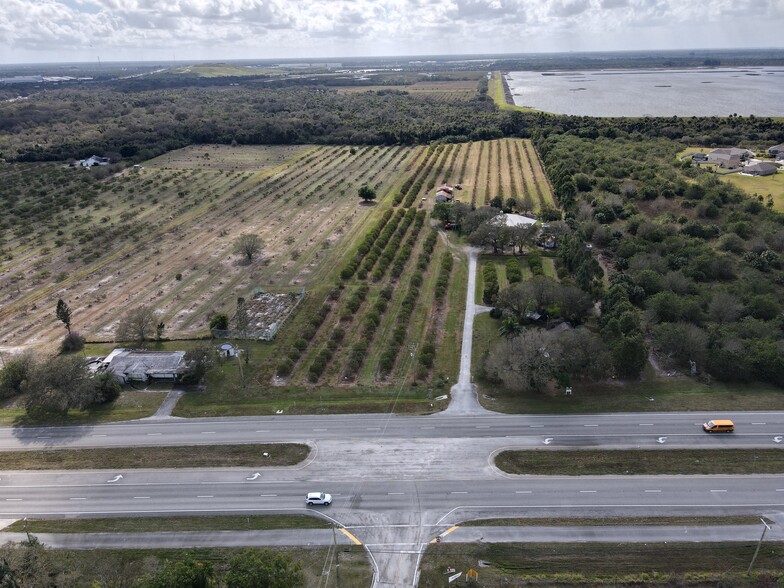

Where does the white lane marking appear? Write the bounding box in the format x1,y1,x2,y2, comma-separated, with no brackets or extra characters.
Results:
92,434,107,437
133,496,150,499
583,424,598,427
580,490,597,493
255,430,268,433
422,426,435,430
366,428,381,431
543,438,553,445
37,436,51,439
657,437,668,444
529,425,544,428
106,474,123,483
69,497,86,500
776,489,784,492
313,429,327,432
645,490,662,493
639,423,654,426
775,437,783,443
259,494,278,497
146,433,162,436
5,499,22,501
450,491,468,494
476,425,490,429
752,422,767,425
515,491,532,494
246,473,261,481
197,495,214,499
201,431,216,435
710,490,727,493
387,492,405,495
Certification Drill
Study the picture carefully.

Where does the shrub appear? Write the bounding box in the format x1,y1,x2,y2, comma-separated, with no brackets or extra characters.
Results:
209,313,229,331
60,331,85,353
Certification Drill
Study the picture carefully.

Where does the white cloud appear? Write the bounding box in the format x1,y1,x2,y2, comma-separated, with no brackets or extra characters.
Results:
0,0,781,62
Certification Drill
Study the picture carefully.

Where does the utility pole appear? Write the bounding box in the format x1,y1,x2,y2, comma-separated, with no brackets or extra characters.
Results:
748,517,772,574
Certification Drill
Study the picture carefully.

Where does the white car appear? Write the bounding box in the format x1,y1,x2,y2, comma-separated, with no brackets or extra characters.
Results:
305,491,332,506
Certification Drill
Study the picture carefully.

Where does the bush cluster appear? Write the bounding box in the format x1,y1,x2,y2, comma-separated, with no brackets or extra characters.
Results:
527,251,544,276
506,257,522,284
340,209,394,280
361,209,405,276
482,263,499,305
434,252,453,301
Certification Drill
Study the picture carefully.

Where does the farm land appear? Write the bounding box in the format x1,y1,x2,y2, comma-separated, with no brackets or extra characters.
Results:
337,80,479,102
1,138,557,416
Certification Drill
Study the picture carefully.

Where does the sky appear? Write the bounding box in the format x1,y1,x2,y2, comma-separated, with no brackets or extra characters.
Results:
0,0,782,64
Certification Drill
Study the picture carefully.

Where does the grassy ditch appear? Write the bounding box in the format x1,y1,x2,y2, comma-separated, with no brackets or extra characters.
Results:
461,516,761,527
4,515,328,533
0,444,309,470
0,545,371,588
419,542,784,587
174,384,442,417
496,449,784,476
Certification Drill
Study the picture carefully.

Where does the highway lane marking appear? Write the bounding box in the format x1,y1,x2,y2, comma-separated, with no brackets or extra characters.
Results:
753,423,767,425
515,491,532,494
645,490,662,493
313,429,327,432
450,491,468,494
133,496,150,499
366,428,382,431
197,495,214,499
36,436,51,439
69,497,86,500
422,426,435,429
579,490,597,493
91,434,107,437
710,490,727,493
201,432,216,435
255,430,268,433
146,433,162,436
529,425,544,428
583,425,598,427
5,499,22,501
339,528,363,545
476,425,491,429
639,424,654,426
387,492,405,495
259,494,278,497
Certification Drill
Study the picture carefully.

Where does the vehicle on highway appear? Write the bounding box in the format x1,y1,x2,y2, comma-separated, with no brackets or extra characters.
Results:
703,419,734,433
306,491,332,505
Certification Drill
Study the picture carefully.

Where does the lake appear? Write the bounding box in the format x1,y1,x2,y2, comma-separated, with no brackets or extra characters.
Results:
506,67,784,117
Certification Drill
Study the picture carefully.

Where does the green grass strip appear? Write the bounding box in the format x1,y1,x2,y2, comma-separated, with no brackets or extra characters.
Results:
0,444,309,470
5,515,329,534
496,449,784,475
461,515,761,527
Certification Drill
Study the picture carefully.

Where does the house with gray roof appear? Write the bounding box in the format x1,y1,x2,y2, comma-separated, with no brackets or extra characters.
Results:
101,349,187,384
743,162,778,177
767,144,784,157
707,147,753,169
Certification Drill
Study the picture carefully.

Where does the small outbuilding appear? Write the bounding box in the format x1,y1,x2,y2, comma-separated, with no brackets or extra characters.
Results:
767,144,784,157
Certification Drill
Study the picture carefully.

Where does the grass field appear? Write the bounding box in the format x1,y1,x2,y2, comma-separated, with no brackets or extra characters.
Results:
0,545,371,588
0,444,309,470
175,64,276,77
495,449,784,475
419,542,784,587
723,171,784,211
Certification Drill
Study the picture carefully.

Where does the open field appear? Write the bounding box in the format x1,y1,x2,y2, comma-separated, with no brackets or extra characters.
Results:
144,144,311,171
496,449,784,476
0,444,309,470
337,80,478,101
0,144,417,351
0,546,371,588
419,542,784,587
174,64,277,77
723,171,784,211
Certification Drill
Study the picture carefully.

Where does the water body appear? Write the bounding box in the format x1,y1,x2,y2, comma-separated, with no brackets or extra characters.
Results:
507,67,784,117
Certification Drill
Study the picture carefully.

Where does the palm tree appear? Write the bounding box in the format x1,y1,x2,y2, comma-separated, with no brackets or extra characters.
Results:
499,316,522,341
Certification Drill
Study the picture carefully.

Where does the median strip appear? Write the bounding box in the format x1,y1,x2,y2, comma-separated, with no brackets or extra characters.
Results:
496,449,784,475
0,444,309,470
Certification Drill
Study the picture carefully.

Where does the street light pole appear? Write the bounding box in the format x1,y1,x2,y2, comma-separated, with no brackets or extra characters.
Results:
748,517,772,574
